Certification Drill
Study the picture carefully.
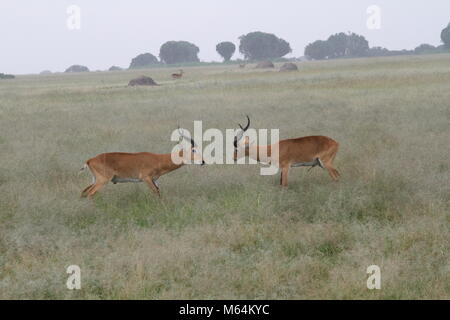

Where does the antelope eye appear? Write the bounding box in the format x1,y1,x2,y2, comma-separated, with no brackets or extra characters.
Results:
192,149,197,153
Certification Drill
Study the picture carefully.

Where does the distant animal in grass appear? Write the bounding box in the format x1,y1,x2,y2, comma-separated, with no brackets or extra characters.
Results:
239,64,246,68
171,69,184,79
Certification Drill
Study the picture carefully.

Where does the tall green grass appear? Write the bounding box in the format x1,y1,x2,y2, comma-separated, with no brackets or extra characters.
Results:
0,55,449,299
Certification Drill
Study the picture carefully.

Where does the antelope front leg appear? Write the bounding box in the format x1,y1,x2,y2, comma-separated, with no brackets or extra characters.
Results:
86,178,108,198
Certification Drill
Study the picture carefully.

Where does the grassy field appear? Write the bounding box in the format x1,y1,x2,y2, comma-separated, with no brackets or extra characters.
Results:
0,54,449,299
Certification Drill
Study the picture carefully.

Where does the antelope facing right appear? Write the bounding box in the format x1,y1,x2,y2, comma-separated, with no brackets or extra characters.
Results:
233,116,340,187
80,128,204,198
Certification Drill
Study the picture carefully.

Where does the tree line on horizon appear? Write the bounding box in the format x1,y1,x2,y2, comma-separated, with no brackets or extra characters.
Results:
124,23,450,69
305,23,450,60
6,24,448,75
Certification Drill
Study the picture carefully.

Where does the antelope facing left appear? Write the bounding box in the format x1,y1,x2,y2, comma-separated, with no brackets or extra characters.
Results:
80,128,204,198
233,116,340,187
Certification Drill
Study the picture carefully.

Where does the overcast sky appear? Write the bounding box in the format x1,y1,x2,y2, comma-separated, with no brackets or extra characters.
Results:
0,0,449,74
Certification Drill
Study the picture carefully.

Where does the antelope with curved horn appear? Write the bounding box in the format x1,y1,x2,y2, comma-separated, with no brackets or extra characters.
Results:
233,116,340,187
171,69,184,79
80,128,204,198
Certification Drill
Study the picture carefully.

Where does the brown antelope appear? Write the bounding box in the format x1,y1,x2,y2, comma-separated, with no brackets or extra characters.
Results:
80,129,204,198
171,69,184,79
233,116,340,187
239,63,246,69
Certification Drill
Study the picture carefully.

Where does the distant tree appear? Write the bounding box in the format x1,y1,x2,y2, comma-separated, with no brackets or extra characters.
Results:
0,73,15,79
108,66,123,71
327,32,369,58
304,40,332,60
216,41,236,61
441,23,450,49
345,33,369,57
239,31,292,60
129,53,159,69
414,44,436,54
159,41,200,64
326,32,348,58
305,32,369,60
65,65,89,72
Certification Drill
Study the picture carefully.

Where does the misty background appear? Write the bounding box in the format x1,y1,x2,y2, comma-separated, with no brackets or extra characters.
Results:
0,0,449,74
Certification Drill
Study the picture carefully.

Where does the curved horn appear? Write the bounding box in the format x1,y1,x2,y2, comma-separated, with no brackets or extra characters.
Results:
178,127,196,147
239,115,250,132
234,115,250,147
